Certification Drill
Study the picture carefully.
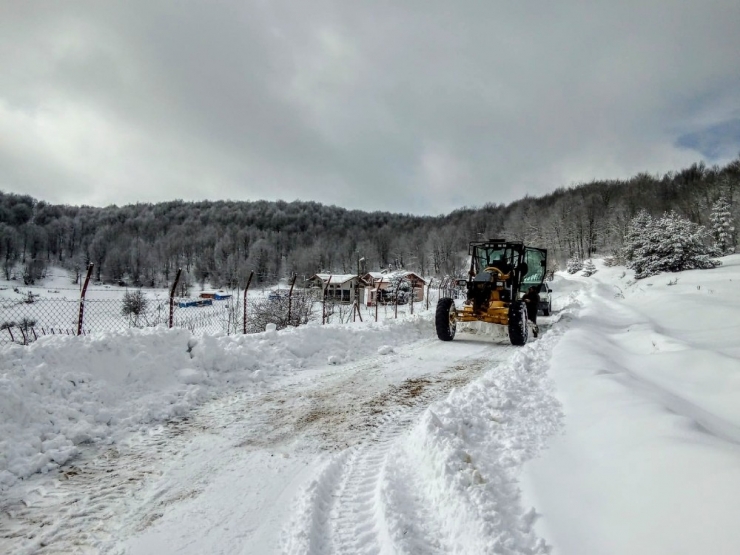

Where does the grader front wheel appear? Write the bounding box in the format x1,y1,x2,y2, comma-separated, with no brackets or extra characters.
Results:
508,301,529,346
435,297,457,341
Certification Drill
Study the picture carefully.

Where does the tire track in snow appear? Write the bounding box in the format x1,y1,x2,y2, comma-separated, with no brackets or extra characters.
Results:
0,335,508,555
0,417,211,555
283,357,493,555
0,348,409,555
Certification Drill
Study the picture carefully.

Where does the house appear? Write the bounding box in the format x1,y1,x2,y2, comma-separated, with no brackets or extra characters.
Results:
306,274,369,304
361,271,427,305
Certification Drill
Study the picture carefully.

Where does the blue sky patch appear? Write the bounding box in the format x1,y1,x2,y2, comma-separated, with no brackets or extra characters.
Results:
676,118,740,160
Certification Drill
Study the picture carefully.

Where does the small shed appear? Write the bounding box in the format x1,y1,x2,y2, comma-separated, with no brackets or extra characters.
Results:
199,291,232,300
178,299,213,308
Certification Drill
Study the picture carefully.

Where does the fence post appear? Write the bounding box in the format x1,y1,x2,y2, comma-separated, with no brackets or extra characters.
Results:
375,277,382,322
410,279,414,315
77,263,93,336
243,270,254,334
322,275,332,325
169,268,182,329
426,278,433,310
394,280,402,319
287,273,297,326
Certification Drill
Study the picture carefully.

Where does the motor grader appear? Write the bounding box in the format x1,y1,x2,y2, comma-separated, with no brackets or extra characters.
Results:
435,239,547,345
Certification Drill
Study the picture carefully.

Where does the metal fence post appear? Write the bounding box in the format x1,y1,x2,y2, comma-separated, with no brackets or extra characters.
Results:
322,275,332,325
243,270,254,334
169,268,182,329
287,273,297,326
77,263,93,336
375,277,382,322
394,280,402,319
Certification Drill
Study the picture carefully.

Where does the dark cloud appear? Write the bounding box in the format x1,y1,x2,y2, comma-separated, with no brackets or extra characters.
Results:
1,1,739,214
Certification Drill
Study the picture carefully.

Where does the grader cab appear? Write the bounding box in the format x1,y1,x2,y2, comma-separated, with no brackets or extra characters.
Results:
435,239,547,345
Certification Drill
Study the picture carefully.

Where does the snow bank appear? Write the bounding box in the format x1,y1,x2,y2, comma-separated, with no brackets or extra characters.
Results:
523,255,740,554
376,312,577,553
0,316,433,488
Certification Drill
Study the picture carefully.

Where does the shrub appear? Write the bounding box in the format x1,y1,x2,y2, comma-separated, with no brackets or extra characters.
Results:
122,290,149,326
246,291,316,333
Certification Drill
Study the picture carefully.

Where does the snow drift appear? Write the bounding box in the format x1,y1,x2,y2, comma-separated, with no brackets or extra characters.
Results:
0,317,433,488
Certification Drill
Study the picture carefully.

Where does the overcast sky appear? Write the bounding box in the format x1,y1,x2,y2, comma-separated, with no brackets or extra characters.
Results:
1,1,739,215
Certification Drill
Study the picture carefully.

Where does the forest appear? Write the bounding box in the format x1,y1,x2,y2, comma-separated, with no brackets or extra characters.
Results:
1,157,738,289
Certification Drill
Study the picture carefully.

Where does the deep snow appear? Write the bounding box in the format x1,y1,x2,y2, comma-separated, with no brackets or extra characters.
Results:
1,256,739,554
523,255,740,555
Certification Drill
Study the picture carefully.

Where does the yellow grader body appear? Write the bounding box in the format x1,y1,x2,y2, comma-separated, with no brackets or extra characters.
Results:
435,240,548,346
455,268,511,325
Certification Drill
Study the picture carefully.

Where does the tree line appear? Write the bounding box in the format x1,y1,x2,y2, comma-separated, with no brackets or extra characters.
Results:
1,156,738,289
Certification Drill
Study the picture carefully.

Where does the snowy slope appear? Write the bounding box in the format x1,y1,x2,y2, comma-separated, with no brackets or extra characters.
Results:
523,255,740,555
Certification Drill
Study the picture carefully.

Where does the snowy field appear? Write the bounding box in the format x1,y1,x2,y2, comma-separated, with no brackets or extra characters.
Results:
1,256,739,554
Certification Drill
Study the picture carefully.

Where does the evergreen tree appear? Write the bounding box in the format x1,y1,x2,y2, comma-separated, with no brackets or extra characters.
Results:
621,210,653,266
625,211,720,279
710,197,735,255
582,259,596,277
566,254,582,274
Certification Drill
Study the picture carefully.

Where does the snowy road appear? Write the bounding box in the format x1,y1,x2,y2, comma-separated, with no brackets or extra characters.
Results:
3,327,549,555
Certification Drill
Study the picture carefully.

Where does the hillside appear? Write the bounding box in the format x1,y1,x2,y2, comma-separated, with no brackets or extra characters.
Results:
2,158,739,289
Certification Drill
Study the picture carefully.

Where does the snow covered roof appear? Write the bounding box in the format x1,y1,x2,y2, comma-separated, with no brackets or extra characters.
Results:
309,274,363,285
362,271,426,284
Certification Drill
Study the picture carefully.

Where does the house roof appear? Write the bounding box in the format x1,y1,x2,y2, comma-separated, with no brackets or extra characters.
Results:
308,274,366,285
361,271,426,284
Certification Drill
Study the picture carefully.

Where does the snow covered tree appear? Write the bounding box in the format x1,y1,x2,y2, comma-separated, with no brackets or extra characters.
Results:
710,196,735,255
566,254,582,274
624,211,720,279
582,259,596,277
621,210,653,265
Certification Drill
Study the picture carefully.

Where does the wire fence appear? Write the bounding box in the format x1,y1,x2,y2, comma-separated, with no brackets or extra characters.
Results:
0,296,241,345
1,268,460,347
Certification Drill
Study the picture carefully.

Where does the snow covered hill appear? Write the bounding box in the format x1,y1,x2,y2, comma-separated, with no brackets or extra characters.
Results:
1,256,739,554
